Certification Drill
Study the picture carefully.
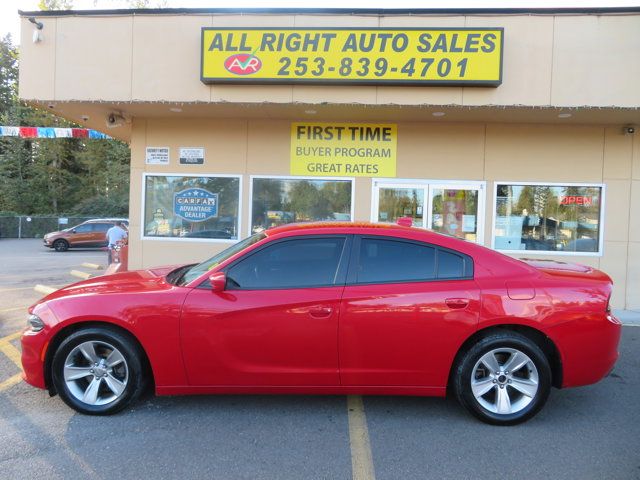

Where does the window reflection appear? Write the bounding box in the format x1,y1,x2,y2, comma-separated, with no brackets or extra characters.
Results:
494,184,602,253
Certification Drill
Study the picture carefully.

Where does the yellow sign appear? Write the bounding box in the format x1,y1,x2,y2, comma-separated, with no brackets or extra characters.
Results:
201,28,503,86
290,123,397,177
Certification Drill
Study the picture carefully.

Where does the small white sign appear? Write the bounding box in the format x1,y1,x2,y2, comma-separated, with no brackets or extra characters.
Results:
58,217,69,225
462,215,476,233
179,147,205,165
146,147,170,165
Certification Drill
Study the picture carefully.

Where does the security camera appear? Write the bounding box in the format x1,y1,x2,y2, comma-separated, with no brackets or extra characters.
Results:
623,125,636,135
81,115,89,122
106,113,125,128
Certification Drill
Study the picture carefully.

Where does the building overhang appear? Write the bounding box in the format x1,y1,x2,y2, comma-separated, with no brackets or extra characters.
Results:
24,100,640,143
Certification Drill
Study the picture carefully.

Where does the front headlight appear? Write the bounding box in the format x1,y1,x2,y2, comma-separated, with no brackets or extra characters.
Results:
27,314,45,332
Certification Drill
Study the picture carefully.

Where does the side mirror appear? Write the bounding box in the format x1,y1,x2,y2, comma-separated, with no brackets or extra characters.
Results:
71,229,76,233
208,272,226,292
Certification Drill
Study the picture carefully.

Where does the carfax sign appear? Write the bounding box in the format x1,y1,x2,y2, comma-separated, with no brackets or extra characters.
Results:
174,188,218,222
291,123,397,177
201,28,503,86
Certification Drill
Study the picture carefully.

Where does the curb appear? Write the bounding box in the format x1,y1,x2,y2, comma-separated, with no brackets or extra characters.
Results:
34,285,56,295
70,270,92,280
81,262,105,270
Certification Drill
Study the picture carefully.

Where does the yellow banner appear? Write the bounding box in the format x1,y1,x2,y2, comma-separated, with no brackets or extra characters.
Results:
201,28,503,86
290,123,397,177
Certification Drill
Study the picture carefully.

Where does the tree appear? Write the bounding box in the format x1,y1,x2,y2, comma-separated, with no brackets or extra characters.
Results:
0,33,131,217
38,0,74,10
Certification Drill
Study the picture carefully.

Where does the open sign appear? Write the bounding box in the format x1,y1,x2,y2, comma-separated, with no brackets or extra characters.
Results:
559,196,594,206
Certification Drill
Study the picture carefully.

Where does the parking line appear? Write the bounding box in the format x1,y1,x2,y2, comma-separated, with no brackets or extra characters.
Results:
0,373,22,392
0,286,36,293
0,306,26,314
347,396,376,480
0,341,23,370
0,332,22,343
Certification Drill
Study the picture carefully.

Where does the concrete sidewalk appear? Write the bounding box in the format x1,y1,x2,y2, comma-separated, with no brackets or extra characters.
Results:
614,310,640,326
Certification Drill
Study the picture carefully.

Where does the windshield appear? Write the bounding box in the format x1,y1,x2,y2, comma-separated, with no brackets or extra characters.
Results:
175,232,267,286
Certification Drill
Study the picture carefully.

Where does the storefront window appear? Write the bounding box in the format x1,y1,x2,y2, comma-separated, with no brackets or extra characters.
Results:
144,174,241,240
493,183,603,253
251,177,353,233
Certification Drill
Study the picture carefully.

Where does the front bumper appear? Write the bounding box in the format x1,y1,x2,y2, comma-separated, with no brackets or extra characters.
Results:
21,329,48,389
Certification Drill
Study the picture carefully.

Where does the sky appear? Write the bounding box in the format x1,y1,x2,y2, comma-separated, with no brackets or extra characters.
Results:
2,0,639,44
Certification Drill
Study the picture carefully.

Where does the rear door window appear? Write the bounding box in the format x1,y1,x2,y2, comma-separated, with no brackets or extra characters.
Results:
92,223,112,232
354,236,473,284
356,238,436,284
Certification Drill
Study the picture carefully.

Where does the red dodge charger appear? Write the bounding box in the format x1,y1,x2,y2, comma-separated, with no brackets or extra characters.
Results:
21,222,621,425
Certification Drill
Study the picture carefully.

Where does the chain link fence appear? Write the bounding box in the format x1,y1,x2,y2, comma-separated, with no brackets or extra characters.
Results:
0,216,101,239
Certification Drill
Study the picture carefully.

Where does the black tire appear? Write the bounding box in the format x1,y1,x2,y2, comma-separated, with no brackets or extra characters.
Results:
453,331,551,426
53,239,69,252
51,326,146,415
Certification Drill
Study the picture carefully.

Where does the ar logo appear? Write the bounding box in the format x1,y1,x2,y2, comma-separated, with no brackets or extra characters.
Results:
224,54,263,75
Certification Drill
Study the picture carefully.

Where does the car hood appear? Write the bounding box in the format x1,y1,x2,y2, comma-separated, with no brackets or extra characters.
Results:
35,265,186,304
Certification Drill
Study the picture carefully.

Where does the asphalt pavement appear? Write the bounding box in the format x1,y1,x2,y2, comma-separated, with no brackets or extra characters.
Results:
0,239,639,480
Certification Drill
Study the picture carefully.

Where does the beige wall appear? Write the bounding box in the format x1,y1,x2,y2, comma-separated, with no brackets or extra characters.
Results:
129,119,638,309
15,10,639,309
19,12,640,108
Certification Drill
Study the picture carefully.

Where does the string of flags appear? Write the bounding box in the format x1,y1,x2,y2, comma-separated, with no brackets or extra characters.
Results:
0,126,110,139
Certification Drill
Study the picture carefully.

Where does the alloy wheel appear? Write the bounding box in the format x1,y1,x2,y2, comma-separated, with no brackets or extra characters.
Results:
470,347,539,415
63,340,129,406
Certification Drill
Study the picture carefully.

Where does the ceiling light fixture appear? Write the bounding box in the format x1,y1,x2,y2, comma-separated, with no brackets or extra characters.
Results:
432,112,446,117
558,112,572,118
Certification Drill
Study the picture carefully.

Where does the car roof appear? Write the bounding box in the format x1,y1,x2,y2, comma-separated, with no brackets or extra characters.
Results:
266,221,413,236
84,218,129,223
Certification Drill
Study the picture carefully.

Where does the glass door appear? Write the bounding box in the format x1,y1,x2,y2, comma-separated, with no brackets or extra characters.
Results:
373,180,485,244
375,184,426,227
428,184,482,243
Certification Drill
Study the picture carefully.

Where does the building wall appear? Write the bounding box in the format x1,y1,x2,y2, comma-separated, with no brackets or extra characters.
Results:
19,13,640,108
128,118,639,309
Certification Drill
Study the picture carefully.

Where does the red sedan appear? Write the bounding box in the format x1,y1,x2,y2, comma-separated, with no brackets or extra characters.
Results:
21,222,621,425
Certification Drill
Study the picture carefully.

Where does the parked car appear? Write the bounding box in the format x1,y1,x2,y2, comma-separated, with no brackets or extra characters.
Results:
22,222,620,424
43,218,129,252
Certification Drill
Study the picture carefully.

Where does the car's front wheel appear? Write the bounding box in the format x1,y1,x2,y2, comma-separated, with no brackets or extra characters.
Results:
453,331,551,425
51,327,146,415
53,239,69,252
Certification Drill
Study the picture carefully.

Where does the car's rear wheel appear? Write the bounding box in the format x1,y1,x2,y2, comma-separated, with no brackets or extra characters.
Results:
53,239,69,252
453,331,551,425
51,327,145,415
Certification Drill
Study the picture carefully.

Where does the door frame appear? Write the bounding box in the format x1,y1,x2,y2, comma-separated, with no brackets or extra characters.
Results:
371,178,486,245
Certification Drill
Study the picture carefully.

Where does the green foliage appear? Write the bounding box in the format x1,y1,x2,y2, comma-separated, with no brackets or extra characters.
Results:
0,35,130,217
38,0,74,10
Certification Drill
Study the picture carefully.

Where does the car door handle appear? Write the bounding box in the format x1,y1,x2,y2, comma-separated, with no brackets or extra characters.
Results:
445,298,469,309
309,306,333,318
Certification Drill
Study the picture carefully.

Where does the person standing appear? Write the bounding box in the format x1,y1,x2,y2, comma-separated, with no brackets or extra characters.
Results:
106,221,128,264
